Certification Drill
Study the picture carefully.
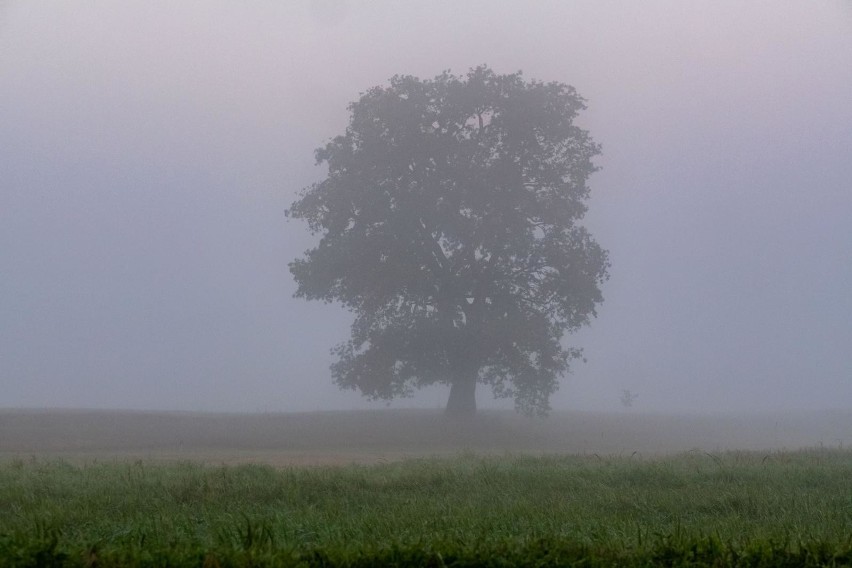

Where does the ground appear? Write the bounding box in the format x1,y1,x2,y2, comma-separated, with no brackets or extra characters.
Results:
1,408,849,465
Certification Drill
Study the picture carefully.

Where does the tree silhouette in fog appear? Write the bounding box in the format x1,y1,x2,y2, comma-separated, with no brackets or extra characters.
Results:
287,66,609,416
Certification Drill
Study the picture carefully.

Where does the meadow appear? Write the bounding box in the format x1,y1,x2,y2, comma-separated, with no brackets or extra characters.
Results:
1,410,850,566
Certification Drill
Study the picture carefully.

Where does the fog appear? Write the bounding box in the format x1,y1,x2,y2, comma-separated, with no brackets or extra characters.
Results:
2,1,851,415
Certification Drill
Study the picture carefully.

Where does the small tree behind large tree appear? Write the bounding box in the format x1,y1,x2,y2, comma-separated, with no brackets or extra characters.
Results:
287,66,609,416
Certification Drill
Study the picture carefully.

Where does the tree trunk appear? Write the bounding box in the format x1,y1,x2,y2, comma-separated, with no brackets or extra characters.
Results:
445,377,476,416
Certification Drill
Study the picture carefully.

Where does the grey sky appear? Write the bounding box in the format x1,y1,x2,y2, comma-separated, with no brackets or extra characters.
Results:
1,1,850,413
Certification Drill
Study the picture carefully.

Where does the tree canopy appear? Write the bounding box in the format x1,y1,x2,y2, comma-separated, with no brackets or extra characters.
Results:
287,66,609,416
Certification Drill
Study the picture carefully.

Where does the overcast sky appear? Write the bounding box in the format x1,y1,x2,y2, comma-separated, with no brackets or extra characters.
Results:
2,1,851,414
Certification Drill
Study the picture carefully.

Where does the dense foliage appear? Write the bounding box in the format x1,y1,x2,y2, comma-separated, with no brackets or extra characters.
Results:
288,66,609,415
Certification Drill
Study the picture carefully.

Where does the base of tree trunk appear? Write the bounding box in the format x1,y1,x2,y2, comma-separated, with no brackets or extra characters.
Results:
445,379,476,416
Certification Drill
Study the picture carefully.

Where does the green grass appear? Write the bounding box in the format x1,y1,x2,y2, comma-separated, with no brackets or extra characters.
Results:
1,450,850,566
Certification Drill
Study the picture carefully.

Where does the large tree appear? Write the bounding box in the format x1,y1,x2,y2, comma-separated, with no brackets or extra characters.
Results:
287,66,609,416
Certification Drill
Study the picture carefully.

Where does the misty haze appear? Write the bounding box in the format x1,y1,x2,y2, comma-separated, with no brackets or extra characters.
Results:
2,2,852,564
2,1,850,422
2,0,851,453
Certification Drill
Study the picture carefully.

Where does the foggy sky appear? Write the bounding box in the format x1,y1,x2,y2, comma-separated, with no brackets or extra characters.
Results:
2,1,851,414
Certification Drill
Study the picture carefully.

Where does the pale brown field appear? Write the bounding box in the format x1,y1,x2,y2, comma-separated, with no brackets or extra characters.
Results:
1,408,850,466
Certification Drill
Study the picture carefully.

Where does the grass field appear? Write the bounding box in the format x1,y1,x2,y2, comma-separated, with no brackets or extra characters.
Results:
1,409,850,566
